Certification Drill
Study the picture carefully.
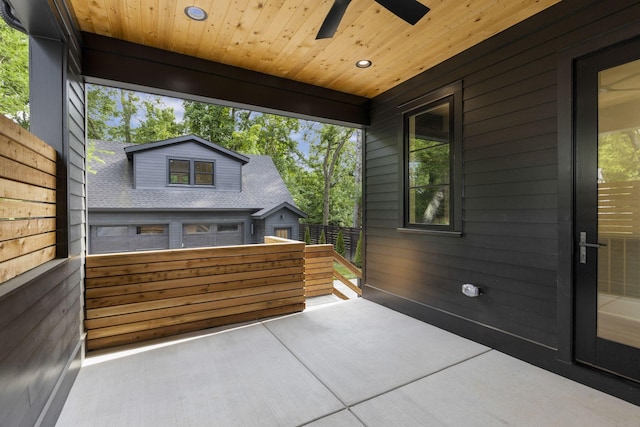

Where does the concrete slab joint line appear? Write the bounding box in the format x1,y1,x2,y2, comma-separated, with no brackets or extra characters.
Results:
55,299,640,427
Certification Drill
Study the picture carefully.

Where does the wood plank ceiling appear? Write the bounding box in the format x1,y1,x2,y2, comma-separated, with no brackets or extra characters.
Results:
67,0,561,98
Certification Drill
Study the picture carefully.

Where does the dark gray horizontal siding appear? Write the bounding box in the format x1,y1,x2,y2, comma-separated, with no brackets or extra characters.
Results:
362,0,640,349
0,259,82,427
364,238,557,346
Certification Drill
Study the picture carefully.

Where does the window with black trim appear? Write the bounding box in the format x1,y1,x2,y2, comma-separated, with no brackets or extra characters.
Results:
169,158,215,186
404,82,462,233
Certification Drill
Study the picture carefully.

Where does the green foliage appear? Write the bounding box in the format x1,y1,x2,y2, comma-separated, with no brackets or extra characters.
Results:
233,113,302,174
87,85,118,139
300,123,358,226
303,227,311,245
336,229,345,256
133,99,183,142
409,136,451,224
86,140,114,174
107,90,140,143
319,229,326,244
87,86,184,144
599,130,640,182
183,102,235,145
354,231,363,268
0,20,29,128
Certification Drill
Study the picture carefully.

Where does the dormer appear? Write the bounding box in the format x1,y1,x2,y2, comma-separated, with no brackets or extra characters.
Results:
123,135,249,191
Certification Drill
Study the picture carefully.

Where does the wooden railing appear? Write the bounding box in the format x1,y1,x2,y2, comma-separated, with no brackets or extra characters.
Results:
0,115,57,283
331,250,362,300
304,244,335,297
598,181,640,296
266,238,362,299
85,241,305,351
599,181,640,237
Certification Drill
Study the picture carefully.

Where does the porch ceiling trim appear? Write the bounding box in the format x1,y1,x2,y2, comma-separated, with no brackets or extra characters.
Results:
82,33,370,127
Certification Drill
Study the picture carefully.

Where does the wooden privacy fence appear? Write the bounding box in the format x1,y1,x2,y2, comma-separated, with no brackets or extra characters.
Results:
305,244,334,297
0,115,57,283
300,224,361,262
85,241,305,351
598,181,640,296
303,244,362,299
599,181,640,236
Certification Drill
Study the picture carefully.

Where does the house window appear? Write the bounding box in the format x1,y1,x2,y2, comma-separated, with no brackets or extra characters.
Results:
195,161,214,185
274,228,290,239
184,224,212,234
169,159,215,186
404,82,462,233
218,224,239,232
96,226,129,237
169,159,190,184
136,225,167,235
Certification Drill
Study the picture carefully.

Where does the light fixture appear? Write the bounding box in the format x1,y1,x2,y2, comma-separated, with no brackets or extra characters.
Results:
356,59,372,68
184,6,208,21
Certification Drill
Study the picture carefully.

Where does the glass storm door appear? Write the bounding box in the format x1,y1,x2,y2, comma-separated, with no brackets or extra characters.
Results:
575,40,640,382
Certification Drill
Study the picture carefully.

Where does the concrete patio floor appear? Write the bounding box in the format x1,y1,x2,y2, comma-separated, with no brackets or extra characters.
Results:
55,299,640,426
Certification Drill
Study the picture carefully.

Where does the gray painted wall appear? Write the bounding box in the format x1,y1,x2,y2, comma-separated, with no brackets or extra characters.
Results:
260,209,302,242
133,141,242,190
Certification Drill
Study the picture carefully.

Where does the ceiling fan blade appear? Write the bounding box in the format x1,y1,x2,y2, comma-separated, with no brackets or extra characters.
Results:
374,0,430,25
316,0,352,39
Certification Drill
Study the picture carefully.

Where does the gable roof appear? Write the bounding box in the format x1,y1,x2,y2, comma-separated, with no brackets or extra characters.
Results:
252,202,307,220
123,134,249,164
88,139,303,217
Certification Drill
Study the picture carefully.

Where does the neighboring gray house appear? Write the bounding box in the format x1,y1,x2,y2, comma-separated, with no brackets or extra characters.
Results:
87,135,305,254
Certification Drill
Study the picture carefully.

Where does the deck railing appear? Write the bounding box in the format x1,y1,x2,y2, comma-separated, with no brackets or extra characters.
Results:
85,240,305,351
598,181,640,297
331,250,362,299
85,237,363,351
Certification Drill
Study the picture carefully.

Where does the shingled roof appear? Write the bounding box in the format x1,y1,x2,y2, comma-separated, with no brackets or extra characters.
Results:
87,138,302,216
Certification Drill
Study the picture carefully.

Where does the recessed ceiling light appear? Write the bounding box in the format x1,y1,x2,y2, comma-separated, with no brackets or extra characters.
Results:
184,6,208,21
356,60,372,68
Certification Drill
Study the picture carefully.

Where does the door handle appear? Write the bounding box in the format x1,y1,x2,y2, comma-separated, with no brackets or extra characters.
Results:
578,241,607,248
578,231,607,248
579,231,606,264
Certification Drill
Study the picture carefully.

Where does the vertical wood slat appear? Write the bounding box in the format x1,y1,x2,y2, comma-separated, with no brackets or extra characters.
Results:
0,115,57,283
84,242,306,351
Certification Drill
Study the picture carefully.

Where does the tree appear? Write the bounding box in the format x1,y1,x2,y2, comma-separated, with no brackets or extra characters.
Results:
303,227,311,245
108,90,140,143
599,130,640,182
87,85,117,139
133,99,183,142
319,229,326,244
336,229,345,256
304,124,356,226
0,19,29,128
232,113,302,174
354,231,363,268
86,140,114,174
183,101,235,145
